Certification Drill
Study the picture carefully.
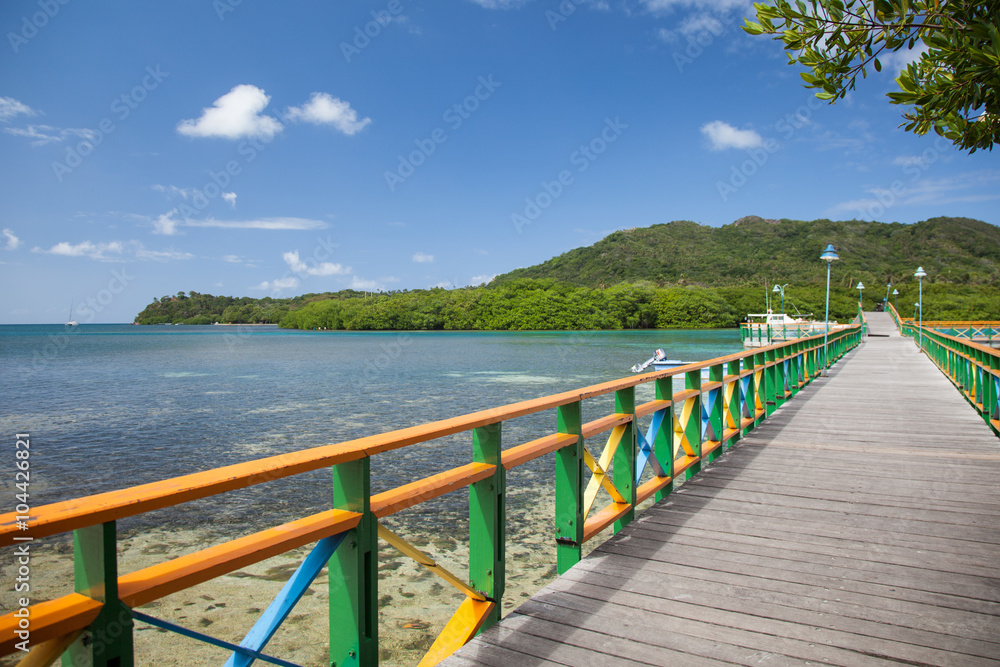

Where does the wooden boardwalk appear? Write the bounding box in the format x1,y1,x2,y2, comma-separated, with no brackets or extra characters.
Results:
445,312,1000,666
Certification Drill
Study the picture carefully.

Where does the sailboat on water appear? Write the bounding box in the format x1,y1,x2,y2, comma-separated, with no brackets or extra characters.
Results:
65,302,78,326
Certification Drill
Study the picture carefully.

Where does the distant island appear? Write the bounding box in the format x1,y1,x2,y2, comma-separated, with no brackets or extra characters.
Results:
134,216,1000,330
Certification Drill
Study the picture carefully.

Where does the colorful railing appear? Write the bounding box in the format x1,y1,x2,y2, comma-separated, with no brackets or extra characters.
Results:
0,324,864,667
890,304,1000,438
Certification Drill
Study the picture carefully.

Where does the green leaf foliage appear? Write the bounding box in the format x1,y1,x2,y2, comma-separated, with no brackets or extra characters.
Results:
744,0,1000,152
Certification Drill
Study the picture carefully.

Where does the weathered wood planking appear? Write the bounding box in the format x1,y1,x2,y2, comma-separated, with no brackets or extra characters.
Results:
445,312,1000,666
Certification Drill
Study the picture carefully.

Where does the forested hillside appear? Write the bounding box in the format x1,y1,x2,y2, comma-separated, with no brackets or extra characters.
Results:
134,217,1000,329
493,217,1000,289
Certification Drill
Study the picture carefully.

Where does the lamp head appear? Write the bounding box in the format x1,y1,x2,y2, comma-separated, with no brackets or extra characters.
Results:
856,282,865,290
820,244,839,262
914,266,927,279
772,284,781,293
892,289,898,295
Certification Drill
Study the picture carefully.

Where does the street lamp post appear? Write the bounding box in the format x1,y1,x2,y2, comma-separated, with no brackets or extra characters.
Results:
772,283,788,316
883,282,892,308
913,302,919,319
915,266,927,350
856,281,865,310
820,244,839,372
892,288,899,311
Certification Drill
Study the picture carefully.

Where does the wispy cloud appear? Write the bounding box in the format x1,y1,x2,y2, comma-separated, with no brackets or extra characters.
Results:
189,217,327,231
470,274,496,285
152,210,328,235
3,228,22,250
641,0,749,12
3,124,96,147
222,192,237,207
701,120,764,150
136,247,194,262
464,0,534,8
827,170,1000,216
0,97,37,123
177,85,283,140
412,251,434,263
34,240,126,261
32,239,194,262
285,93,372,135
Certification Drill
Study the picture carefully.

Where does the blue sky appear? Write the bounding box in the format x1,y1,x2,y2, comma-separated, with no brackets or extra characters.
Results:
1,0,997,324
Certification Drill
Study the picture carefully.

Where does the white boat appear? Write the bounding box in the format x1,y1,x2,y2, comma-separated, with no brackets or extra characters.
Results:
65,302,78,326
631,349,710,378
740,311,840,348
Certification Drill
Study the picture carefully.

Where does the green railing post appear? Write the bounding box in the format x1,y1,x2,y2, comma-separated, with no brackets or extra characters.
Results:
469,424,504,630
707,363,724,462
65,521,134,667
990,353,1000,436
654,376,674,501
555,401,583,574
684,369,702,479
612,387,636,533
774,347,787,409
726,359,742,449
753,351,766,429
764,347,777,416
329,457,377,667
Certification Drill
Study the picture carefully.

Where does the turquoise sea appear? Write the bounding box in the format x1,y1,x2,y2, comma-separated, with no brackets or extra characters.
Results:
1,324,742,531
1,324,744,664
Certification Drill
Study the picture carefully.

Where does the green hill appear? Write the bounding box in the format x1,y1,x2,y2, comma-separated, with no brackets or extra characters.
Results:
135,216,1000,329
492,216,1000,289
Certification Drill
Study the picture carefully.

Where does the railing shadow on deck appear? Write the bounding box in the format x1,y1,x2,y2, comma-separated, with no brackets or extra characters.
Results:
0,324,864,667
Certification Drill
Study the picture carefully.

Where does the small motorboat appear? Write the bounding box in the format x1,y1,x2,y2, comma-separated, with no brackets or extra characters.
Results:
631,349,709,378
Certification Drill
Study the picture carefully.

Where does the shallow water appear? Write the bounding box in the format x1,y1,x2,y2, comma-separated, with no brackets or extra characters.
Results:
0,324,741,665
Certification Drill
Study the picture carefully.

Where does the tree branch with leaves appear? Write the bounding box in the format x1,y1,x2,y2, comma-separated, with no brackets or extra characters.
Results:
744,0,1000,152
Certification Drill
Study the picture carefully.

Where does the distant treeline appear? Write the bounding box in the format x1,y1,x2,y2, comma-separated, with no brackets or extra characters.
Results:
133,280,1000,330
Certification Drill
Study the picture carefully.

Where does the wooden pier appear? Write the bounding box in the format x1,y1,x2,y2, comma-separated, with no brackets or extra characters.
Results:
445,312,1000,666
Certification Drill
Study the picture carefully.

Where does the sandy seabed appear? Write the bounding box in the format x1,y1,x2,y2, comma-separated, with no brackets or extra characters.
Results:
0,491,587,667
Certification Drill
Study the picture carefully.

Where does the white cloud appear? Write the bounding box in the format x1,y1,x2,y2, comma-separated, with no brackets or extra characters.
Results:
879,43,929,74
412,251,434,263
151,211,327,235
2,229,21,250
32,239,197,262
252,276,300,292
659,13,728,41
701,120,764,150
0,97,37,123
222,254,244,263
350,276,383,291
471,274,496,285
222,192,237,207
33,240,125,261
153,210,180,236
3,124,96,147
282,249,351,276
434,280,453,289
285,93,372,135
177,85,283,140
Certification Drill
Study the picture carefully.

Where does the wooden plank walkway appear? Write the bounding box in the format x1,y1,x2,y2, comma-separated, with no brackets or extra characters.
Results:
445,312,1000,666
